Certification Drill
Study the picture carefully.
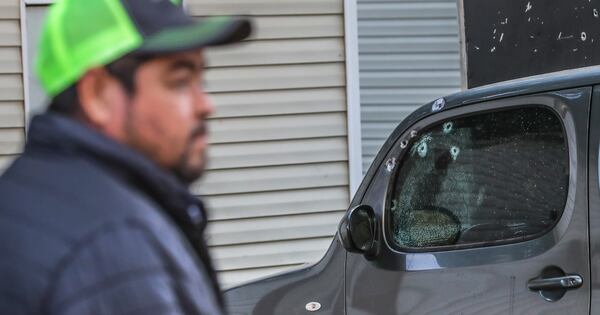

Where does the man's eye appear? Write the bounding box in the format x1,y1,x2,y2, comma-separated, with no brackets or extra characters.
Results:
168,78,190,89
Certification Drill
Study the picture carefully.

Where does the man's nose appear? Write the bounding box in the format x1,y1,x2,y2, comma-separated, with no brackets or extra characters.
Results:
194,89,215,118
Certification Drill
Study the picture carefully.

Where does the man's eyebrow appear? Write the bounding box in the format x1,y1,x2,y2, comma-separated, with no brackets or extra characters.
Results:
166,59,205,73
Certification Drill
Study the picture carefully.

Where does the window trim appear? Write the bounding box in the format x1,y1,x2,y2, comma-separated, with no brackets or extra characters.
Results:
384,104,569,253
343,0,363,198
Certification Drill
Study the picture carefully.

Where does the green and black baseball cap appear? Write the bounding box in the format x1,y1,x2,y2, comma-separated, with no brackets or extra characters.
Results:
36,0,251,97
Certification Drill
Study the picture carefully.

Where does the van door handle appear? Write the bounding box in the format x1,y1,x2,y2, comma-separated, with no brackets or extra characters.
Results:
528,266,583,302
527,274,583,291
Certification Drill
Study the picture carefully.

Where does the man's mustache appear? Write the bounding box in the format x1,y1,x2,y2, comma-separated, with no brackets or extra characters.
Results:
190,124,207,141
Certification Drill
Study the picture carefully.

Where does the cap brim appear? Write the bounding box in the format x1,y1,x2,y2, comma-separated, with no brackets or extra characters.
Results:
136,16,251,54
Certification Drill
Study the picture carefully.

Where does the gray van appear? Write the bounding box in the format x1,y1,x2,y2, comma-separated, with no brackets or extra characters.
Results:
225,66,600,315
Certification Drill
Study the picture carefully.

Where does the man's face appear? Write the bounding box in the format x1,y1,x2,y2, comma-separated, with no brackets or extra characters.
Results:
121,50,213,183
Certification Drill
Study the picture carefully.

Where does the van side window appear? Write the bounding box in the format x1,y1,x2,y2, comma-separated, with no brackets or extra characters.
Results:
388,107,569,249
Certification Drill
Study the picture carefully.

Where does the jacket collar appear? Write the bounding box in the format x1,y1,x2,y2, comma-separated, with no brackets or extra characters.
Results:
25,113,207,232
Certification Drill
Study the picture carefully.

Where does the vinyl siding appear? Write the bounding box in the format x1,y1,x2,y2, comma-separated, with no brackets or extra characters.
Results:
207,87,346,118
211,237,333,271
358,0,462,172
205,187,349,220
0,0,24,172
206,211,344,246
218,264,306,286
205,38,345,67
186,0,342,15
186,0,349,288
206,137,348,169
0,0,19,19
193,162,348,196
205,63,345,93
19,0,349,289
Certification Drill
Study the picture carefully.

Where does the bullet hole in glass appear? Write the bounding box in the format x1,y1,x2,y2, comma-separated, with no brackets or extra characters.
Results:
443,122,454,134
450,146,460,160
432,98,445,112
386,158,397,172
400,140,408,149
410,130,418,138
418,143,428,158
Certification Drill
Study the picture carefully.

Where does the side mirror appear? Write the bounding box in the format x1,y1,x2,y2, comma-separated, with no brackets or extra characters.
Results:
338,205,378,258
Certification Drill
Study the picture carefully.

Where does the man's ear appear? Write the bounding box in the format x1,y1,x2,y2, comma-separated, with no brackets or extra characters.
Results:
76,68,121,128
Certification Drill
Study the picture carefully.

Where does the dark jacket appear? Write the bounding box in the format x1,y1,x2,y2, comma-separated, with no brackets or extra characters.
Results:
0,113,224,315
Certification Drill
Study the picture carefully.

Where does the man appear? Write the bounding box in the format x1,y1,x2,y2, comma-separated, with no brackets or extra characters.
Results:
0,1,250,314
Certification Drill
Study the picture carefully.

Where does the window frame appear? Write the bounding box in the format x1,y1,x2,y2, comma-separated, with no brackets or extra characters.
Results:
383,104,569,253
355,90,585,270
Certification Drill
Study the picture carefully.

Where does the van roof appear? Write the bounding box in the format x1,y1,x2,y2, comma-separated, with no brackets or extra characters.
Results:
447,65,600,108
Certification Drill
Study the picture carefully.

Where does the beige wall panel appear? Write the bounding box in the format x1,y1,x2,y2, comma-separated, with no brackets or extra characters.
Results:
208,112,347,143
205,63,345,93
0,20,20,46
0,101,23,127
206,38,344,67
0,0,19,19
246,15,343,40
0,154,16,172
193,162,349,196
210,237,333,271
0,128,24,154
206,211,344,246
0,74,23,101
187,0,342,16
207,137,347,170
204,186,349,221
218,264,304,288
0,47,21,73
196,16,343,40
210,87,346,118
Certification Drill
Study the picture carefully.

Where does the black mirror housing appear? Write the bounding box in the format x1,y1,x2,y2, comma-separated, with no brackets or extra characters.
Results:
338,205,379,259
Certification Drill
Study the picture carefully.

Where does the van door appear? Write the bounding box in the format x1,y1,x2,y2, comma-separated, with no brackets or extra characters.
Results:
346,88,591,315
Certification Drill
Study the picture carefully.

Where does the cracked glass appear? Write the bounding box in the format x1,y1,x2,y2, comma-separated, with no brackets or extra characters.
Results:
389,107,568,249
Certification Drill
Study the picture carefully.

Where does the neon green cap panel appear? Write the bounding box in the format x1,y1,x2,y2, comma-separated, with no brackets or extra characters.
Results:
36,0,143,97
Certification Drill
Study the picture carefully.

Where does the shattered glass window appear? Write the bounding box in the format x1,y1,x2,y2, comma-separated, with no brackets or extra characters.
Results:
389,107,568,249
